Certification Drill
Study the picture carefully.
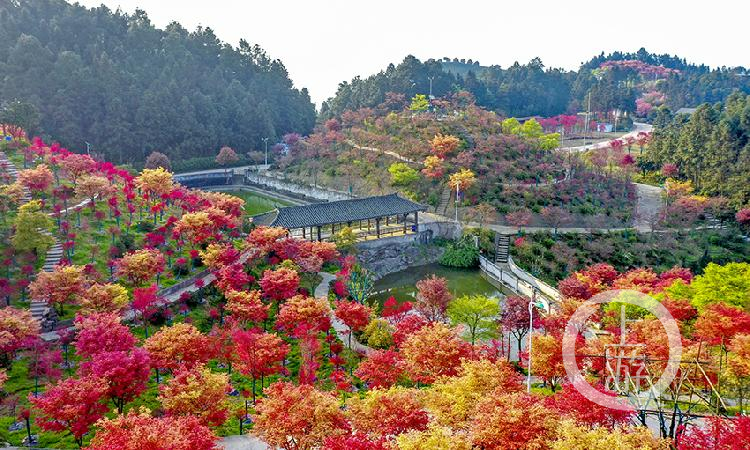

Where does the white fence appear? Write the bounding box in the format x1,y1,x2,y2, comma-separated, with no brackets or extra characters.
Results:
480,255,561,304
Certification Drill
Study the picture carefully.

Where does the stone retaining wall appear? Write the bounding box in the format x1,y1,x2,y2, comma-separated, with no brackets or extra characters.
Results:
355,221,461,279
245,171,352,203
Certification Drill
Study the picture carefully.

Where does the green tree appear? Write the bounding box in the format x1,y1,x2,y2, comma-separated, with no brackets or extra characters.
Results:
362,318,394,349
447,295,500,344
388,162,420,187
501,118,521,135
409,94,429,112
519,119,544,138
12,200,53,254
332,226,357,254
689,262,750,311
539,133,561,150
0,100,39,135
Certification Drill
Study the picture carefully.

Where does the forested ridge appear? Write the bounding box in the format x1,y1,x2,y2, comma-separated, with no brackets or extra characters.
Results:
0,0,316,164
644,92,750,207
323,49,750,120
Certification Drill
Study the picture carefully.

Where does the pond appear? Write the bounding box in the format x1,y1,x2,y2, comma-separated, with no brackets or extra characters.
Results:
220,189,291,215
369,263,511,305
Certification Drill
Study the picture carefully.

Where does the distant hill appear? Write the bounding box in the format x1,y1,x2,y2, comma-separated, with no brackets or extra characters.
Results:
439,59,490,78
322,50,750,120
0,0,316,164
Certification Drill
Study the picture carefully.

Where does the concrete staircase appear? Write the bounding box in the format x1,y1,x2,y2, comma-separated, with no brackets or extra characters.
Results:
32,231,62,325
41,234,63,273
435,186,452,216
494,233,510,264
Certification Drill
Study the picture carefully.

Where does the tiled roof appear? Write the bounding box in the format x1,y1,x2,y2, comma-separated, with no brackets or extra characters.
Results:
270,194,426,229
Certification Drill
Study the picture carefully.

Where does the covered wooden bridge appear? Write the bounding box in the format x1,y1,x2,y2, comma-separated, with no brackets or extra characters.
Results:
267,193,426,242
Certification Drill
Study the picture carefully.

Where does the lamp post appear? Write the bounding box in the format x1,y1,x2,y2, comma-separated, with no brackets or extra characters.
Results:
454,182,460,222
262,137,269,166
526,288,547,393
526,296,534,393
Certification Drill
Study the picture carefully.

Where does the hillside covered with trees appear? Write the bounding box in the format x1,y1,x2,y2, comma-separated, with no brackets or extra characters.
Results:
323,49,750,121
282,92,637,227
643,92,750,207
0,0,316,165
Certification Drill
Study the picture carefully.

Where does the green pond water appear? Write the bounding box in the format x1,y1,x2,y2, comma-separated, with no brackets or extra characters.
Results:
370,263,510,304
220,189,291,215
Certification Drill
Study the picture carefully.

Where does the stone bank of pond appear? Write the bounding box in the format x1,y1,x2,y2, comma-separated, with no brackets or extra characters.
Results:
369,263,513,305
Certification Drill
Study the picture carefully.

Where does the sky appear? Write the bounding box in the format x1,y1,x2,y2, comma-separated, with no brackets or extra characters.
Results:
76,0,749,106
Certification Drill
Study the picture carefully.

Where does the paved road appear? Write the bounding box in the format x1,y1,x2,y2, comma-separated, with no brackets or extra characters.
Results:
561,122,653,153
219,435,270,450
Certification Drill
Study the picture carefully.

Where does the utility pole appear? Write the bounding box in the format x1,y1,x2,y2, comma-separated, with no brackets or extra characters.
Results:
262,137,269,166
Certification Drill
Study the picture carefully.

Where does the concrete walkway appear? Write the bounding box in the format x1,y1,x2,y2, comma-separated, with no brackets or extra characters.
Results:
219,435,270,450
315,272,372,355
217,273,373,449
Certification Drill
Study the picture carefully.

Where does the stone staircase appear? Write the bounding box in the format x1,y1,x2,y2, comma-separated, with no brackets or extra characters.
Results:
0,151,32,202
41,236,63,273
435,186,452,216
32,231,62,327
1,151,60,328
494,233,510,264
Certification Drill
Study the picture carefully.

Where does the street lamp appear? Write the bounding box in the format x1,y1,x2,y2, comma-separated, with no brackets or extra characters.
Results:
455,182,460,222
526,289,548,393
262,137,269,166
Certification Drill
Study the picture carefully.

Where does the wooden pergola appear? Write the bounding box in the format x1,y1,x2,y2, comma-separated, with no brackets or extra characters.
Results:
269,194,426,242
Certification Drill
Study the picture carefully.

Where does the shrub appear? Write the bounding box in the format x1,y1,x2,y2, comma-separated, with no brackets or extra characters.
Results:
439,237,479,268
135,221,155,233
